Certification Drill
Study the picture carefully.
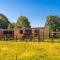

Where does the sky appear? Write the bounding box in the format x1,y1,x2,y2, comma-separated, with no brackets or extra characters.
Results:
0,0,60,27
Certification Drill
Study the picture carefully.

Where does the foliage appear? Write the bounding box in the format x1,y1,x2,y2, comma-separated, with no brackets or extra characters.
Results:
16,16,31,28
0,14,10,29
45,15,60,31
8,23,15,30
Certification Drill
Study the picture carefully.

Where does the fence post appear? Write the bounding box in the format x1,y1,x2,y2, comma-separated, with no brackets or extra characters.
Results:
16,36,17,42
51,33,54,43
43,32,44,42
16,55,17,60
3,36,5,41
39,34,40,42
38,34,40,42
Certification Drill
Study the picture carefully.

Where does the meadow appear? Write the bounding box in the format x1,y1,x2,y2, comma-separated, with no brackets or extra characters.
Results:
0,41,60,60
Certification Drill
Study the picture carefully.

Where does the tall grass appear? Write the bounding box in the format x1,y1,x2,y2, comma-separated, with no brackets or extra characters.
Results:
0,41,60,60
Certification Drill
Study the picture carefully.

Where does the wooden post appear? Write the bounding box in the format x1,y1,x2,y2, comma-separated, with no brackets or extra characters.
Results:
16,36,17,42
16,55,17,60
51,33,54,43
43,31,44,42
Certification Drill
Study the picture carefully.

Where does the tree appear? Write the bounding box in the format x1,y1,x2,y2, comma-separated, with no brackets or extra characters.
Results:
57,18,60,31
45,15,60,32
16,16,31,28
8,23,15,30
0,14,10,29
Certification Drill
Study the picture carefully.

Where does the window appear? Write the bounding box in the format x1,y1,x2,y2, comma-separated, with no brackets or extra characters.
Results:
20,30,23,34
3,31,7,34
3,31,12,34
35,30,38,33
9,31,12,34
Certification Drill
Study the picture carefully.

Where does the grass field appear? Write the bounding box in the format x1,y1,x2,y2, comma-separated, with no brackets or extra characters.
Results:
0,41,60,60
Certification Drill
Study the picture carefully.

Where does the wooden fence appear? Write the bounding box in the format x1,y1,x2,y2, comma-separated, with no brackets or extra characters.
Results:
0,32,60,42
0,34,49,41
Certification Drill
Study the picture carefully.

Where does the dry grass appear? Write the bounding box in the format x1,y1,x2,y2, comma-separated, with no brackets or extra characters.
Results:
0,41,60,60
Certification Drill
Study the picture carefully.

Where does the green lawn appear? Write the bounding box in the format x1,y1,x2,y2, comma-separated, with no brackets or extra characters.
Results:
0,41,60,60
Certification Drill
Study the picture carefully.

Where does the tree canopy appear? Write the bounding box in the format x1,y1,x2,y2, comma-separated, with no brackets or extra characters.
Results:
0,13,60,31
45,15,60,31
0,14,10,29
8,23,15,30
16,16,31,28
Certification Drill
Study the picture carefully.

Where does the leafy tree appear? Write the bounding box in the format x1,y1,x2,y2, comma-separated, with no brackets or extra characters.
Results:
45,15,60,32
8,23,15,30
0,14,10,29
16,16,31,28
57,18,60,31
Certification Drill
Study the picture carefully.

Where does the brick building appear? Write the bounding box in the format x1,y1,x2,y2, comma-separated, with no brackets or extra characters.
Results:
0,27,50,41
